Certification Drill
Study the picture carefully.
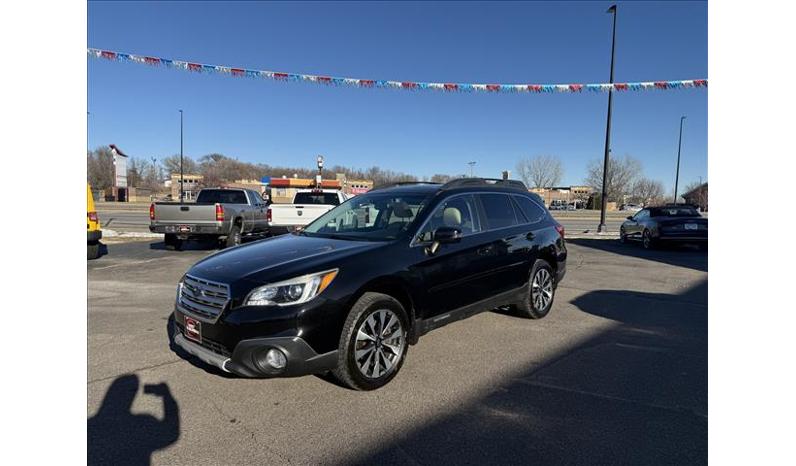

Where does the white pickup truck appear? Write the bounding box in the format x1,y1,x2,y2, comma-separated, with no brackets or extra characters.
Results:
267,189,350,236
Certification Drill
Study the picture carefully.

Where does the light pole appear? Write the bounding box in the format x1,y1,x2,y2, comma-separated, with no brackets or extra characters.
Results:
598,4,617,233
468,161,476,177
673,115,686,204
316,155,324,188
179,109,184,203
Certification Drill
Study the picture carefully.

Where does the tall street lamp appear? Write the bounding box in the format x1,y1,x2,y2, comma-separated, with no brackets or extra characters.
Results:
598,4,617,233
673,115,687,204
468,161,476,177
179,109,184,203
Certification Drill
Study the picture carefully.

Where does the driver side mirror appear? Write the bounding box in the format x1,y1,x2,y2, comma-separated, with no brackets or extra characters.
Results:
434,226,462,244
426,226,462,256
627,216,634,220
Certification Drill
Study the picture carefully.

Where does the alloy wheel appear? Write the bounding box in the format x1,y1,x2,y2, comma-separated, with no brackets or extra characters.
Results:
354,309,405,379
531,268,553,311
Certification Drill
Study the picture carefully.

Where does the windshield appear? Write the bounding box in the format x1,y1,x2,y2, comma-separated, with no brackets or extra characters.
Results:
301,192,430,241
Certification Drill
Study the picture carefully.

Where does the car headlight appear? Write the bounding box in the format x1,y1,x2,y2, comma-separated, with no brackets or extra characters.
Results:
244,269,338,306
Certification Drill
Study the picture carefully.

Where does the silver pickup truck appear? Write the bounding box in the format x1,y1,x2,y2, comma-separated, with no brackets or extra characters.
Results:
150,188,268,250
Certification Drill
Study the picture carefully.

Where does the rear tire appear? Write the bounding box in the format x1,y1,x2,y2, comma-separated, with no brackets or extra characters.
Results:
332,292,409,391
87,242,100,260
225,224,242,248
515,259,555,319
164,234,183,251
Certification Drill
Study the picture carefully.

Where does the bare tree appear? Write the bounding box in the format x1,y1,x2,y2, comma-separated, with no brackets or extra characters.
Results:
516,155,563,188
682,181,708,209
430,174,454,183
584,155,643,202
87,146,115,190
161,154,198,176
629,178,665,206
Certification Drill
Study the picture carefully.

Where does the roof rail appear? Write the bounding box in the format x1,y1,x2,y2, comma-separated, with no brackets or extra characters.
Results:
370,181,441,191
441,178,528,191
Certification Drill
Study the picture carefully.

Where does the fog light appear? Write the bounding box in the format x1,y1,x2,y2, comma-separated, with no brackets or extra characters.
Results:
265,348,287,370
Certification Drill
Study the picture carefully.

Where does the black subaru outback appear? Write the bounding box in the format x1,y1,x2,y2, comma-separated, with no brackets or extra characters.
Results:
173,178,566,390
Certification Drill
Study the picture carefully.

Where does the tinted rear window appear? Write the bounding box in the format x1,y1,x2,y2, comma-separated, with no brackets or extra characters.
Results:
293,192,341,205
650,207,700,217
513,195,546,223
479,193,519,229
196,190,248,204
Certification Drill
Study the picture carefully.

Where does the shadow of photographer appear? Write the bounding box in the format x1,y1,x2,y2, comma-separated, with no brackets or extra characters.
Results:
88,374,180,466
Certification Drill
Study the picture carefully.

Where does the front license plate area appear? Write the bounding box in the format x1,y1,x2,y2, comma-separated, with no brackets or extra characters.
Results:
684,223,697,230
184,316,202,344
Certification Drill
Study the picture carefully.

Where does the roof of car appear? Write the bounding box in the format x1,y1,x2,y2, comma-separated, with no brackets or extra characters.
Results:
370,178,529,195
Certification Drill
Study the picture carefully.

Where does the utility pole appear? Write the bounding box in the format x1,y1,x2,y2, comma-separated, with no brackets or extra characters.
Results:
468,161,476,177
598,4,617,233
673,115,686,204
179,109,184,203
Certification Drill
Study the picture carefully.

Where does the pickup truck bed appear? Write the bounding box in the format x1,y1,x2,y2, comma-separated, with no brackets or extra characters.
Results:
267,190,349,235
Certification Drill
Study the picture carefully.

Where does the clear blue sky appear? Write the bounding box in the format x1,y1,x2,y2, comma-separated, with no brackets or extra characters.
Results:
88,1,707,190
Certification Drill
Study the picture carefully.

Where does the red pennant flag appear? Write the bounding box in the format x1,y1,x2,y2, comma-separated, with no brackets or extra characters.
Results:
317,76,332,83
694,79,707,87
528,85,542,92
486,84,500,92
444,83,458,91
654,81,668,89
401,82,417,89
273,72,289,79
569,84,583,92
100,51,116,60
614,83,628,91
231,68,245,76
359,80,375,87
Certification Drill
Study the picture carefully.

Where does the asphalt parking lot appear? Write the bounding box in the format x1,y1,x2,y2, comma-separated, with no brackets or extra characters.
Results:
88,237,707,465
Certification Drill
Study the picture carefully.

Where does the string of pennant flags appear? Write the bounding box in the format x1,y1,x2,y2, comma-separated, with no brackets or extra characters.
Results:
88,48,707,94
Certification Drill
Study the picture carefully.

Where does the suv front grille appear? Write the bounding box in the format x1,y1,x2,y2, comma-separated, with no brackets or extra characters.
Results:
179,274,230,322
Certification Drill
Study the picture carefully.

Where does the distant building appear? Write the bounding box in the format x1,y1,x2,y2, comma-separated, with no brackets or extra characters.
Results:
223,179,266,195
682,182,708,211
267,177,343,204
335,173,374,195
170,174,204,201
529,185,594,208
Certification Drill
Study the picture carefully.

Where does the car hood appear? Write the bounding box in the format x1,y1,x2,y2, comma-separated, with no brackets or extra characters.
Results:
188,234,386,286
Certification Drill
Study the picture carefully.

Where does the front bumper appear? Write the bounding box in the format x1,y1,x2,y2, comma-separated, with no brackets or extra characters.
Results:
173,320,338,378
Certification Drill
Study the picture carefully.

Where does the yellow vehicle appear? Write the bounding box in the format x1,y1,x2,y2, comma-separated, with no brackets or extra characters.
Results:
87,184,102,259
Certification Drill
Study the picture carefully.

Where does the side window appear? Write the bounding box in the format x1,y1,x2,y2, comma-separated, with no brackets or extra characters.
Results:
479,193,519,230
513,195,546,224
416,195,481,243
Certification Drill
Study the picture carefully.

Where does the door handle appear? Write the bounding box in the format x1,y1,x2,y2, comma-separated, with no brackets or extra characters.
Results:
477,245,494,255
526,232,536,241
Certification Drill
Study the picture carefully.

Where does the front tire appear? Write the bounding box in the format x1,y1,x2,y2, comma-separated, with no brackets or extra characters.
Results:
515,259,556,319
332,292,409,391
642,230,656,250
619,227,627,243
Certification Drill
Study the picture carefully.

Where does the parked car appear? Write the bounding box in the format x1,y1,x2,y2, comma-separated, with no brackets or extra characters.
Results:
149,188,269,250
266,189,350,236
620,204,707,249
87,183,102,260
620,203,643,212
171,178,567,390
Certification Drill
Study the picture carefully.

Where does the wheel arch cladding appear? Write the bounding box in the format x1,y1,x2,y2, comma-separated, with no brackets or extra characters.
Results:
350,277,416,329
